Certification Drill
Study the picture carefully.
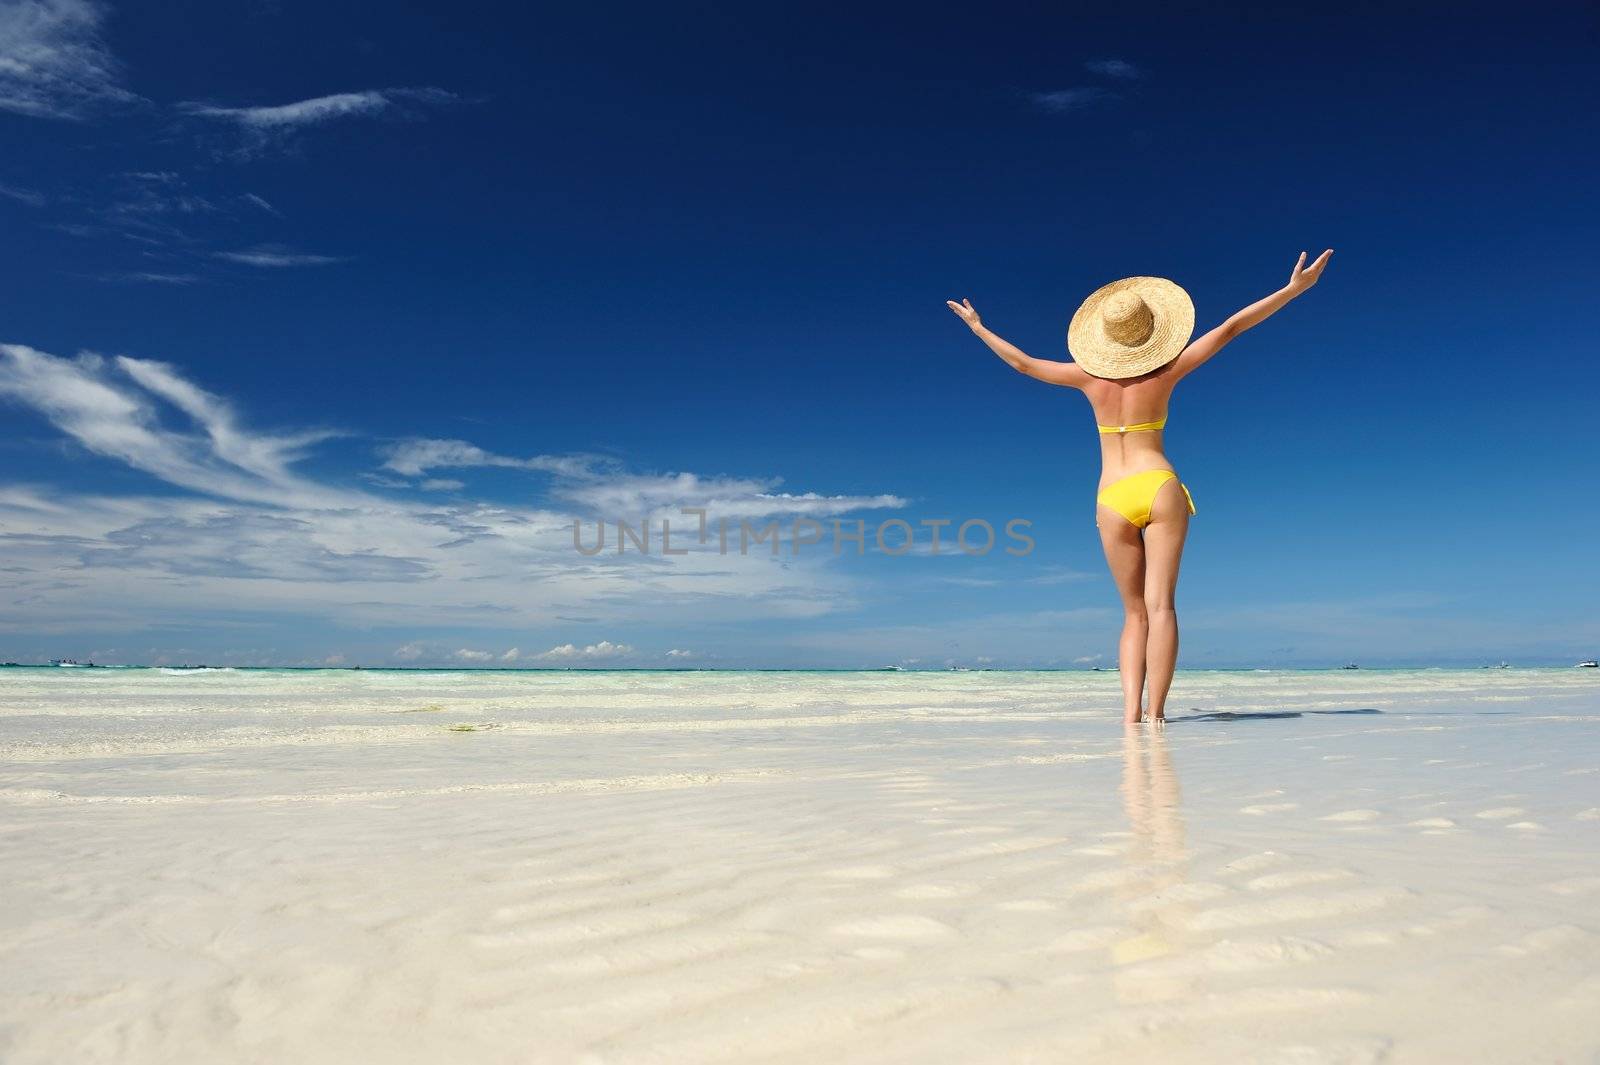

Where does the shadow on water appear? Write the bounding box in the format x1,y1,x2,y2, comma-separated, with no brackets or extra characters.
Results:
1169,707,1384,724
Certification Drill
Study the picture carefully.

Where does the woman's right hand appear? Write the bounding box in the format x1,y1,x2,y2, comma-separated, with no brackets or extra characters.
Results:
1287,249,1334,294
945,298,982,330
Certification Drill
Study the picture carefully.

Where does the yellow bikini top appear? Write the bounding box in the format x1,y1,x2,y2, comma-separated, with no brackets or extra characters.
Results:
1096,413,1168,435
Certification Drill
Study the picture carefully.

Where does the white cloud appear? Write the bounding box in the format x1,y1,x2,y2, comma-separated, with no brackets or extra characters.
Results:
0,343,899,638
92,171,223,250
110,176,215,216
0,0,139,119
538,640,632,661
1085,58,1141,79
215,245,346,268
180,90,387,127
1030,88,1110,113
0,344,353,510
240,192,278,215
1028,567,1093,585
98,271,201,285
177,87,456,154
500,647,520,662
0,182,45,206
665,648,695,657
381,438,606,479
452,648,493,662
556,472,906,520
419,478,463,492
105,350,341,503
392,642,425,661
178,87,452,128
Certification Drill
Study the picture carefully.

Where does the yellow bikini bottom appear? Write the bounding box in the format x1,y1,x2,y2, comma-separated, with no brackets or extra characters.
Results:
1097,469,1196,529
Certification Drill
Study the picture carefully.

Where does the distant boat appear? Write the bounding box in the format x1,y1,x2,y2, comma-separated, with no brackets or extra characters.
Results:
51,658,93,667
1341,663,1360,670
1495,661,1511,669
1578,660,1598,669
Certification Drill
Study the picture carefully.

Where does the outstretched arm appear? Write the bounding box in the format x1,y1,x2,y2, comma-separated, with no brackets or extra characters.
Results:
1171,249,1333,378
945,298,1091,388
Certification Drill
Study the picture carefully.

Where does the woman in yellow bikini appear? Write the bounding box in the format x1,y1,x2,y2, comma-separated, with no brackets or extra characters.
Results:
947,250,1333,724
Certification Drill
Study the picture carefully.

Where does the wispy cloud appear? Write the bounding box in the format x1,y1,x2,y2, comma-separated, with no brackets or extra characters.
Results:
1030,87,1110,114
215,245,346,268
100,171,221,246
0,343,902,640
240,192,278,215
379,440,905,519
381,438,609,480
0,344,340,507
177,87,449,128
938,566,1092,588
96,271,202,285
0,0,140,119
73,175,326,280
1085,58,1141,79
1028,59,1142,116
0,181,46,206
554,471,906,521
177,87,457,154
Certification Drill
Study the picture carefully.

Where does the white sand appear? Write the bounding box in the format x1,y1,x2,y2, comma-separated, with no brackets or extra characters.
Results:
2,667,1597,1063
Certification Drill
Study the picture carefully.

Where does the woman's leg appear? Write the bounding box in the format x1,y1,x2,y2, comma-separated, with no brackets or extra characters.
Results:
1097,508,1148,723
1140,481,1191,720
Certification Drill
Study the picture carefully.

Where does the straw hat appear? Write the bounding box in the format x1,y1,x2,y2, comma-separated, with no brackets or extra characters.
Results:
1066,276,1195,380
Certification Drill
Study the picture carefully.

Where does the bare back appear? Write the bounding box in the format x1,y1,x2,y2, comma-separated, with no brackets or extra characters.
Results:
1081,363,1181,489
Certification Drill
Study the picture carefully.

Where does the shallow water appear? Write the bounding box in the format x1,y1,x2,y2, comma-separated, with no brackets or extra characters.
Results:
2,669,1597,1062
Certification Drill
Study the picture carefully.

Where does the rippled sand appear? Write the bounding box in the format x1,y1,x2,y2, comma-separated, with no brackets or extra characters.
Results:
2,668,1597,1063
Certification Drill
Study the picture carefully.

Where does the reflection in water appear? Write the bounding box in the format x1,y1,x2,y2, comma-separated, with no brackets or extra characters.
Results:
1111,725,1194,1002
1174,707,1383,723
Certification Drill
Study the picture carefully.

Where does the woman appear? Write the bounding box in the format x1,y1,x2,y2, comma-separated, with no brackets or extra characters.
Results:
947,250,1333,724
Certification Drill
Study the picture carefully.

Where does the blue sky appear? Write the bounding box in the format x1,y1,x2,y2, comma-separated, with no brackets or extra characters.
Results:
2,2,1597,668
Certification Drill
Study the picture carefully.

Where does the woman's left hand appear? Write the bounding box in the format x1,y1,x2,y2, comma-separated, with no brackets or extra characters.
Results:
945,298,982,329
